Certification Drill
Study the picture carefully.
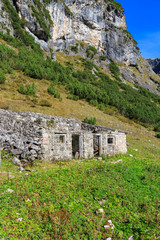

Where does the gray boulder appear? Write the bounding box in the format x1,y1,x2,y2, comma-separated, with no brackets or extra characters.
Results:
12,157,22,166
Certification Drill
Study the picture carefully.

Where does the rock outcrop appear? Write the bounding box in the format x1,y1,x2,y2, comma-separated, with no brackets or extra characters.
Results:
0,0,160,94
0,0,140,66
147,58,160,76
0,1,14,35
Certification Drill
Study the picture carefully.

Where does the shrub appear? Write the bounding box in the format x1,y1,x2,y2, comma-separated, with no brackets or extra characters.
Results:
109,62,119,73
155,133,160,138
80,42,85,48
71,44,78,53
30,5,51,41
19,84,27,94
67,94,79,101
90,99,98,106
86,46,98,58
154,123,160,132
27,82,36,95
19,83,36,96
98,103,106,111
65,61,73,72
47,82,61,99
0,71,6,84
109,62,121,81
24,61,45,79
83,117,97,125
99,55,107,61
82,59,99,71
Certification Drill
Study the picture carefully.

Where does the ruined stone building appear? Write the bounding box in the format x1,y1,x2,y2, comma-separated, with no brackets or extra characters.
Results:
0,109,127,161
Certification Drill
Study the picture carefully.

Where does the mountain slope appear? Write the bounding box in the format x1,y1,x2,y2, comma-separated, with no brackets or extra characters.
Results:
0,37,160,133
147,58,160,76
0,0,160,94
0,0,160,134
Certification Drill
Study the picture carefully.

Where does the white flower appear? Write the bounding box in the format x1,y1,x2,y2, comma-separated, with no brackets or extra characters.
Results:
98,208,104,213
7,189,14,193
104,225,110,229
108,220,112,224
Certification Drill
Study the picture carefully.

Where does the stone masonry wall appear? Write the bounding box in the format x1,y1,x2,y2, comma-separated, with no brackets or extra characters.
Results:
0,109,43,161
114,133,127,154
0,109,85,161
41,117,82,161
83,132,94,159
102,132,127,156
0,109,127,161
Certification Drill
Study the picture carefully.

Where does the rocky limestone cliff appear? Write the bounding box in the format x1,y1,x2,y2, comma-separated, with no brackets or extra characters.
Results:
147,58,160,76
0,0,140,66
0,1,14,35
0,0,160,94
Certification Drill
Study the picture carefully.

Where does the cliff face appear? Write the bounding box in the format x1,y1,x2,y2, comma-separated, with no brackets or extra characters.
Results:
147,58,160,76
47,0,140,66
0,0,160,94
0,0,140,66
0,1,14,35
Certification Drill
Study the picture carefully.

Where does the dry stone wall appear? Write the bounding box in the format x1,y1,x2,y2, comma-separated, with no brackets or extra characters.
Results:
0,109,44,161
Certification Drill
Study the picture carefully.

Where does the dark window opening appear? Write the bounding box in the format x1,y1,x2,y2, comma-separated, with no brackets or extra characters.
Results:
55,134,65,143
60,135,65,143
108,137,114,144
72,135,80,158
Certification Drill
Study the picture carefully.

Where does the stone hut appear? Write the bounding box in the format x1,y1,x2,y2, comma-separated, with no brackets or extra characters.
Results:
0,109,127,161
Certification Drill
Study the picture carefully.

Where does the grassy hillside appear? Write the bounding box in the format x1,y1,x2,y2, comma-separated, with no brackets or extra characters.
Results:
0,32,160,134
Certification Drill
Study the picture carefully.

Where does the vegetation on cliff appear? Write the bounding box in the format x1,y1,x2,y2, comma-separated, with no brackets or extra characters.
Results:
1,0,42,52
104,0,124,12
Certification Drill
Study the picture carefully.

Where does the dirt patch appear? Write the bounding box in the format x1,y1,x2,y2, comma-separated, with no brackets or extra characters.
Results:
0,171,15,179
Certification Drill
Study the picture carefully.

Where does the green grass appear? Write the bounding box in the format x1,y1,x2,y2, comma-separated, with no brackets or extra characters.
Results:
0,143,160,239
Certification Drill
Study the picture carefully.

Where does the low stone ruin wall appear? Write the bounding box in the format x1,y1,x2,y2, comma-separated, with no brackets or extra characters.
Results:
0,109,44,161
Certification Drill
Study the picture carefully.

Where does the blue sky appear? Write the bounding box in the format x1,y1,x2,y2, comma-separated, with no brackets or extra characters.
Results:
118,0,160,59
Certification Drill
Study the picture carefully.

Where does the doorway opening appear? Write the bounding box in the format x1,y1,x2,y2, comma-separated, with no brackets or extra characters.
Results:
93,135,100,156
72,135,80,158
